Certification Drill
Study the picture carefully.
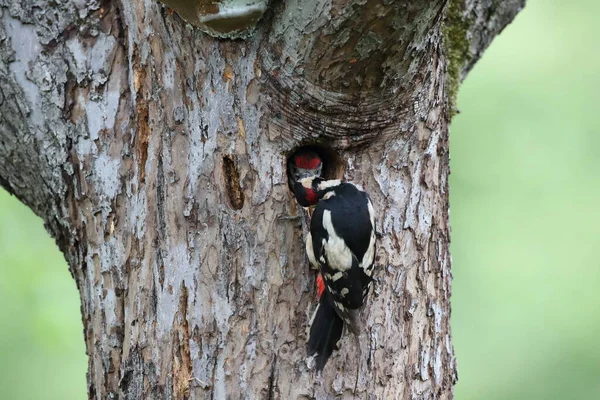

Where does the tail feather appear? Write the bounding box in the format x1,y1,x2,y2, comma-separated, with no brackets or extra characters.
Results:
307,291,344,371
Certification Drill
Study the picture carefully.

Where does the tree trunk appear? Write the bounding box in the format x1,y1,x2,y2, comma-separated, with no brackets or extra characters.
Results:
0,0,523,398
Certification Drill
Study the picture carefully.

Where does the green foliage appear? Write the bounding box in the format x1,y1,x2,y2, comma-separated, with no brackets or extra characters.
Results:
0,193,86,399
451,0,600,399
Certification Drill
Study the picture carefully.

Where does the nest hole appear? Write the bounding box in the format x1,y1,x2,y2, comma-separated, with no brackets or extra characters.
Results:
222,155,244,210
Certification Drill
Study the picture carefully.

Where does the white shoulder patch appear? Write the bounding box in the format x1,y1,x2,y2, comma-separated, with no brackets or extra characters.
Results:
322,191,336,200
317,179,342,191
322,210,353,271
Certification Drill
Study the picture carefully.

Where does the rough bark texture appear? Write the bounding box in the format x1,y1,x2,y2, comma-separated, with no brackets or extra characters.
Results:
0,0,523,398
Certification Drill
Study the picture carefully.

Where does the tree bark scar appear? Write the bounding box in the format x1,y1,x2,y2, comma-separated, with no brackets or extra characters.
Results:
62,72,77,121
209,337,221,400
132,46,149,184
173,284,192,399
267,354,277,400
156,155,167,245
222,155,244,210
135,99,149,184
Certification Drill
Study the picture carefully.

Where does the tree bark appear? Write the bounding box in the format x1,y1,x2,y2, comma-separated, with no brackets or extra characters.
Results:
0,0,523,398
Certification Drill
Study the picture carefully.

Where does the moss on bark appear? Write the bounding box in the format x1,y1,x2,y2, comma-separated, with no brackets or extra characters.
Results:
442,0,471,117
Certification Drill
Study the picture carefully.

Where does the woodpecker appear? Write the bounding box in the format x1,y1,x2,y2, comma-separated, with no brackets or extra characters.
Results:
287,149,323,187
287,148,324,264
293,176,377,371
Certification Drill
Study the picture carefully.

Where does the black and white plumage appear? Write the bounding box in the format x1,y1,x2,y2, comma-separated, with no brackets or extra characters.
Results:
294,177,376,371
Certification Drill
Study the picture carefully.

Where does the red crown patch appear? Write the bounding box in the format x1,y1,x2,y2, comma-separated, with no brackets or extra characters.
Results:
294,153,322,170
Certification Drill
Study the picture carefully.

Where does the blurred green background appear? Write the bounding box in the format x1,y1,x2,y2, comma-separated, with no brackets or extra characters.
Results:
450,0,600,399
1,0,599,398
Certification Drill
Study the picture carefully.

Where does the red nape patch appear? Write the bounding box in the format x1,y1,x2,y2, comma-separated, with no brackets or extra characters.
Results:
304,188,318,205
316,274,325,299
294,153,322,170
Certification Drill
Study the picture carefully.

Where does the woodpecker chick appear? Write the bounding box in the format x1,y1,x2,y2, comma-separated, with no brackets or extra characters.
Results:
287,149,323,188
294,176,377,371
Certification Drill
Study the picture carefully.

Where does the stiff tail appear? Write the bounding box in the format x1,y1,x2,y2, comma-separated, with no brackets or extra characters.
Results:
307,291,344,371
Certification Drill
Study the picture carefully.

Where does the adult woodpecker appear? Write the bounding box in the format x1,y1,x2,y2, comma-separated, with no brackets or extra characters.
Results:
293,176,377,371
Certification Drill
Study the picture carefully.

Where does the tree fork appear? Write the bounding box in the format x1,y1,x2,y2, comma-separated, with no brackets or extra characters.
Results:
0,0,524,398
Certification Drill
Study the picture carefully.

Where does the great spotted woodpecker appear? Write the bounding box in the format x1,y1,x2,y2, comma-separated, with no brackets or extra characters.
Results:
293,176,376,371
287,149,323,184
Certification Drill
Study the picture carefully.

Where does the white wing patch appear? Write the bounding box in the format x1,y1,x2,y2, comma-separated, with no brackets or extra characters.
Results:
331,272,344,281
361,232,376,273
308,303,320,328
361,199,377,274
367,199,375,228
322,191,336,200
322,210,353,271
305,232,319,269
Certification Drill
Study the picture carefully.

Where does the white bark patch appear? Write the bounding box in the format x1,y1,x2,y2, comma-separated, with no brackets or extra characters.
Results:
374,156,391,197
94,153,121,200
434,344,443,384
158,244,196,336
85,101,103,140
66,38,88,82
3,13,42,130
420,342,431,381
84,54,121,140
212,291,233,334
161,51,176,90
250,134,281,205
213,352,228,400
103,287,118,332
90,35,117,85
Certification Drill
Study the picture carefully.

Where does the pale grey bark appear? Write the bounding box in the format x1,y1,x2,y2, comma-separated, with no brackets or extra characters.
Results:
0,0,523,399
461,0,526,77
